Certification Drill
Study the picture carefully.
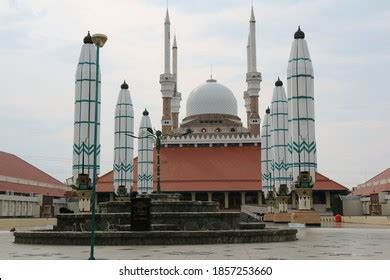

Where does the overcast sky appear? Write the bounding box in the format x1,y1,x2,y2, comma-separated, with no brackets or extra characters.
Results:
0,0,389,188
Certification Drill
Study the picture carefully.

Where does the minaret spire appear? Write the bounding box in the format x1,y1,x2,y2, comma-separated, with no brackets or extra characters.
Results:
164,8,171,74
171,33,181,130
249,5,257,72
160,8,175,134
245,6,262,136
250,5,255,22
244,33,251,127
246,32,250,73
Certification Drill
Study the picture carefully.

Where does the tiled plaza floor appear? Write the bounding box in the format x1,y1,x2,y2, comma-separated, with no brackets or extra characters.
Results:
1,223,389,260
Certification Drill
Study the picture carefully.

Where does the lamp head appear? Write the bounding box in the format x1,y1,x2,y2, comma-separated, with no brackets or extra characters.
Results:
91,33,108,47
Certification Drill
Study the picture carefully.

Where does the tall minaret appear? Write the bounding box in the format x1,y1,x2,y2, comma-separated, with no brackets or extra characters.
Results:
244,33,251,128
171,35,182,130
261,108,272,198
160,9,175,134
72,32,101,185
287,26,317,209
113,81,134,196
271,78,290,195
137,109,154,194
246,6,262,136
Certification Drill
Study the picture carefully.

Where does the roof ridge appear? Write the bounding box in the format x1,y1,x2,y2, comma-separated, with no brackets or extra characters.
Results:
364,167,390,184
0,152,64,185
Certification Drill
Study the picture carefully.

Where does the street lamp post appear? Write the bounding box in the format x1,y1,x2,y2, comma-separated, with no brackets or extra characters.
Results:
127,128,191,194
89,33,107,261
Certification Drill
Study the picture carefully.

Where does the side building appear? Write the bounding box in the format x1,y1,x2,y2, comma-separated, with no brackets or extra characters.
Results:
0,151,71,217
350,168,390,216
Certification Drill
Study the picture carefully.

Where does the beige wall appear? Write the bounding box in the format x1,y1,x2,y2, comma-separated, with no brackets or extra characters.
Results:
0,218,56,230
382,204,390,216
342,199,364,216
0,194,40,218
342,215,390,225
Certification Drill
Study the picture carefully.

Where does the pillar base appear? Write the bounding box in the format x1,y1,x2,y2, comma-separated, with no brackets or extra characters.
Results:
295,188,313,211
273,213,291,223
263,213,274,222
275,195,289,213
290,210,321,226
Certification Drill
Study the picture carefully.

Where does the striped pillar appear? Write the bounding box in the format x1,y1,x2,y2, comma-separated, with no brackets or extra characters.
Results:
72,32,101,183
113,81,134,195
270,78,291,195
287,26,317,187
137,109,154,194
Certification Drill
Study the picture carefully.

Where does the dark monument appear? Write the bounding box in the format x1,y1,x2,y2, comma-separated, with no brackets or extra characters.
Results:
130,197,151,231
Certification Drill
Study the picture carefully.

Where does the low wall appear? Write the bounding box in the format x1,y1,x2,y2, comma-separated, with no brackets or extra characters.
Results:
0,218,56,230
56,213,131,231
56,212,240,231
342,215,390,225
14,228,297,245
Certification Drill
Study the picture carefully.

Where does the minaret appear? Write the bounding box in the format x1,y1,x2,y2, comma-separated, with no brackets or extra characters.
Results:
246,6,262,136
271,78,290,213
160,9,175,134
244,33,251,128
261,108,272,199
171,35,181,129
287,26,317,210
72,32,101,186
113,81,134,196
137,109,154,194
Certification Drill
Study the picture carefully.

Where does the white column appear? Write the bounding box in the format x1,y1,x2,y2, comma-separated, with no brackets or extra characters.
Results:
241,192,246,205
191,192,196,201
325,191,331,210
258,191,263,205
292,191,296,209
224,192,229,209
208,192,212,202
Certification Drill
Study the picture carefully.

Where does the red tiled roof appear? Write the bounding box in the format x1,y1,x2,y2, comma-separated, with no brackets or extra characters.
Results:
351,168,390,196
313,172,349,192
362,168,390,185
0,151,68,197
0,151,63,185
0,181,68,197
352,183,390,196
97,146,348,193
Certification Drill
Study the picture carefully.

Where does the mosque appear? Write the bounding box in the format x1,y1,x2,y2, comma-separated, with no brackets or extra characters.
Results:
72,6,349,213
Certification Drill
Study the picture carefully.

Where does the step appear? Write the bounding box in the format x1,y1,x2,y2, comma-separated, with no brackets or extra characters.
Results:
239,222,266,230
151,224,180,231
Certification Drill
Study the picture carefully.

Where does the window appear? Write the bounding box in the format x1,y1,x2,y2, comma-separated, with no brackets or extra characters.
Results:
201,128,207,133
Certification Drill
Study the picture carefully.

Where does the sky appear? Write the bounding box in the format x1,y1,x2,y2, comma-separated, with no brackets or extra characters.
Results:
0,0,389,188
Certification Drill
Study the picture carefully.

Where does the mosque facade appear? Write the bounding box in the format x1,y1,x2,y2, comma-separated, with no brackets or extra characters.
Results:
70,6,350,212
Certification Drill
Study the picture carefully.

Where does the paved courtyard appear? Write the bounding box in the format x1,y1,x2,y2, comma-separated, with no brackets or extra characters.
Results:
1,223,390,260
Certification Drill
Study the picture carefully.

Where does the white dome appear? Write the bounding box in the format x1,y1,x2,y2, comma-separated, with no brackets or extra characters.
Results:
186,79,238,117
